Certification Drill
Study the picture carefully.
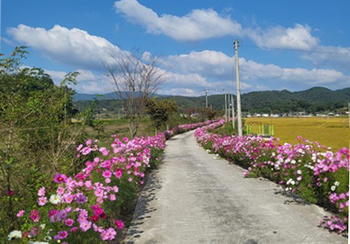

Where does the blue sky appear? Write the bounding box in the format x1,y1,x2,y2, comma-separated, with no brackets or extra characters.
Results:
1,0,349,96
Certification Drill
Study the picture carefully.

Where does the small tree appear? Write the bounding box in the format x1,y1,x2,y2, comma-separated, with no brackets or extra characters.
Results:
146,98,178,131
105,50,165,138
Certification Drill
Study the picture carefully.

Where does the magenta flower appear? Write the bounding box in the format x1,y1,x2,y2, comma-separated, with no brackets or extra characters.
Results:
115,220,124,229
91,204,101,210
114,169,123,179
102,170,112,178
54,230,68,240
70,227,78,232
94,208,104,216
30,209,40,222
65,218,74,227
90,215,99,222
54,173,67,184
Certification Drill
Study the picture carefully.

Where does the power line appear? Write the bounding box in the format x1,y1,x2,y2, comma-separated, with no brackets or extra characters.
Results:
240,44,350,54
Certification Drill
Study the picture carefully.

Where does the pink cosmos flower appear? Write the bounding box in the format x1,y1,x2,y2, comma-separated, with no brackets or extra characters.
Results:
90,215,99,222
82,147,92,155
93,224,104,233
100,228,117,240
65,218,74,227
70,227,78,232
109,194,116,201
115,220,124,229
38,187,46,197
102,170,112,178
99,147,110,156
105,178,111,184
97,197,104,204
64,194,75,204
38,196,47,206
54,173,67,184
128,177,133,182
16,210,25,217
77,144,83,151
94,208,104,216
75,193,88,204
114,169,122,179
54,230,68,240
57,186,65,195
80,221,92,232
94,188,104,197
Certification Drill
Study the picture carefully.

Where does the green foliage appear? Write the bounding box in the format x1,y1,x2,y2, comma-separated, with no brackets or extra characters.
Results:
0,47,92,237
145,98,178,130
74,86,349,115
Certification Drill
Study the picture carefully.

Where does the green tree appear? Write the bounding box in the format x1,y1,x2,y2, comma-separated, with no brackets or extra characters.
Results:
146,98,178,130
0,47,87,235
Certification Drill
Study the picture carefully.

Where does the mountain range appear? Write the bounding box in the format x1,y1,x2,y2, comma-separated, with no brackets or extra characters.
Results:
74,86,350,113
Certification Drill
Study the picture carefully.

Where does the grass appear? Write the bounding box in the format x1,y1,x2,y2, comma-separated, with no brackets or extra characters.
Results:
244,117,350,151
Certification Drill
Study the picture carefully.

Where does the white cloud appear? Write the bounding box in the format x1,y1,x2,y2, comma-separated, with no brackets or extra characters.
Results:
7,24,121,71
165,50,284,82
114,1,320,51
158,88,202,97
302,45,350,70
114,0,242,41
45,68,111,94
247,24,319,51
163,49,350,92
281,68,349,84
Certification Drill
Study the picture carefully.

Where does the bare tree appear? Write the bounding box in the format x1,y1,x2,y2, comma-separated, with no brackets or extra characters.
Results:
105,50,165,138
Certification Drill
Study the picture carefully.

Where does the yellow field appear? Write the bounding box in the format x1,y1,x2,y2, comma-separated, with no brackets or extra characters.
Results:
244,117,350,151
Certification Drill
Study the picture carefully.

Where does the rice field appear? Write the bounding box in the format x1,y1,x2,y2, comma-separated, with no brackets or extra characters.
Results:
244,117,350,151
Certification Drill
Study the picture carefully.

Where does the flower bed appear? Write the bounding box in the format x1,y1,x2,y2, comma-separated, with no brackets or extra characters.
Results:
195,122,349,233
7,120,214,243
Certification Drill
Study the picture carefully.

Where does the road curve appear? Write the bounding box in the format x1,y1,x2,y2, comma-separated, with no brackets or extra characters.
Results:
122,131,347,244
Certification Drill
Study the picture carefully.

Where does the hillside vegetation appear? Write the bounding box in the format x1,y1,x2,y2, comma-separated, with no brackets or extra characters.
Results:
74,86,350,114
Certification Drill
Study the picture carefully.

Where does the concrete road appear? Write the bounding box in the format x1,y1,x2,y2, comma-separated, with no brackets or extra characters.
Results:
122,131,347,244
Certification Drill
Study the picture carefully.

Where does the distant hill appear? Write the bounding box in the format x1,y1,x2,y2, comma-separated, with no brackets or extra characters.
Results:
74,92,166,101
74,86,350,113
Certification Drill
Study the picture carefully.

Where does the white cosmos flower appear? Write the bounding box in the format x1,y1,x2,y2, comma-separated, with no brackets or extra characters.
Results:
8,230,22,240
331,186,336,191
49,194,61,204
334,181,340,186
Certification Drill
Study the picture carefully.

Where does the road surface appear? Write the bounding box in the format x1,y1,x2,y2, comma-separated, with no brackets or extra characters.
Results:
122,131,347,244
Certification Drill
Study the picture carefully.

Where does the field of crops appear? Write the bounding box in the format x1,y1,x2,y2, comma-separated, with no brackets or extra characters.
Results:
244,117,349,151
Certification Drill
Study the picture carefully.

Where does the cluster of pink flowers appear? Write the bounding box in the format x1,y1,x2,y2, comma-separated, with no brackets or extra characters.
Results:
11,120,213,243
195,122,349,233
13,133,167,243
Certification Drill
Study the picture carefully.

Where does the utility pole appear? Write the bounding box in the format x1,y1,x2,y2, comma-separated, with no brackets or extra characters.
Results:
224,90,227,122
232,94,235,129
234,40,243,137
204,89,209,108
348,102,350,128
